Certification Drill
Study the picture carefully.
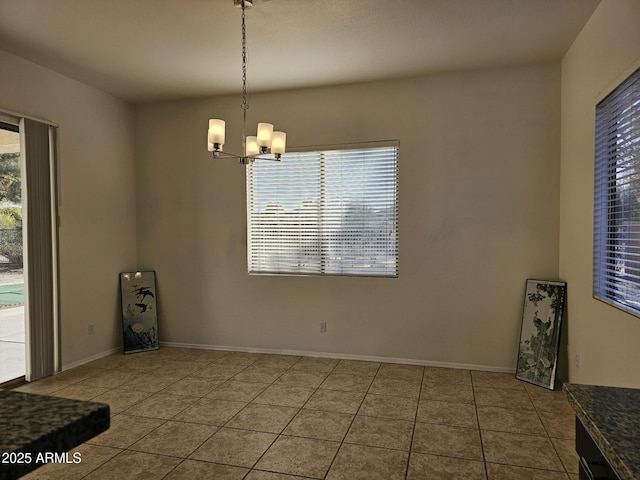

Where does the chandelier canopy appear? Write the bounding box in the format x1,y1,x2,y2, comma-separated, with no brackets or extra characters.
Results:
207,0,286,165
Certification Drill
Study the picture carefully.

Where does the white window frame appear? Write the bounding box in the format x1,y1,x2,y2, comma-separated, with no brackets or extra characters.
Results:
593,66,640,316
246,141,399,277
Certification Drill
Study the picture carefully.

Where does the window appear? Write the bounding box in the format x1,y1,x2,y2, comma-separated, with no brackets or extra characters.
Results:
247,142,398,277
594,66,640,315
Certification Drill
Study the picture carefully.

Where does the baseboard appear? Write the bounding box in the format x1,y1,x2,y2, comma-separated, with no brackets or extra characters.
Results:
61,346,122,372
159,341,516,374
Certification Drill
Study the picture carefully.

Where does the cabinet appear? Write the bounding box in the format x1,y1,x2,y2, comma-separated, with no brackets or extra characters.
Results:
576,417,622,480
565,384,640,480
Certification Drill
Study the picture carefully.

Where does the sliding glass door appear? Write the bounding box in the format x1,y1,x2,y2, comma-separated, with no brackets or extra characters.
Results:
0,122,25,384
0,113,59,385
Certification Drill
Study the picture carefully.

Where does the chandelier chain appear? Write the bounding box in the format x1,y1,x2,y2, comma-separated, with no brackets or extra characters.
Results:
208,0,285,165
241,2,249,112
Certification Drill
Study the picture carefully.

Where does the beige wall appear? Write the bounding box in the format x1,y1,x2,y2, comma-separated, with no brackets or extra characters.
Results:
135,62,560,370
560,0,640,387
0,50,137,367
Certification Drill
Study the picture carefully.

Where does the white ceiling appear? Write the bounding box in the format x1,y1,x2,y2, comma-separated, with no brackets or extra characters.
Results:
0,0,600,103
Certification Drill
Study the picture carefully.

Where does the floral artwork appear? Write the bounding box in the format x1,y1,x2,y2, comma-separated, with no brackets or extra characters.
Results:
120,271,159,354
516,279,567,390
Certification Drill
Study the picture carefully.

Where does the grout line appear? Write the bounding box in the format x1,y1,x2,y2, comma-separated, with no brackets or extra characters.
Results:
404,365,425,480
470,371,490,480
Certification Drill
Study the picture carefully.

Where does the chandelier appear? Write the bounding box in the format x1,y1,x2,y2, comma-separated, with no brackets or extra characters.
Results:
207,0,286,165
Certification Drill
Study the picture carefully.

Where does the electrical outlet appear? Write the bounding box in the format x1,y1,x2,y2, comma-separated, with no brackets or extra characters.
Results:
575,353,580,369
88,324,95,336
320,322,327,333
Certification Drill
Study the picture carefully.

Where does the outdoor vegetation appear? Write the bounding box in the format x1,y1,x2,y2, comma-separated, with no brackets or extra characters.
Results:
0,151,22,268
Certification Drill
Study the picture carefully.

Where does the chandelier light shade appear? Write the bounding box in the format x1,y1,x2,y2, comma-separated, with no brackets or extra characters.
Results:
207,119,225,149
271,131,287,155
257,123,274,148
245,136,259,156
207,0,286,165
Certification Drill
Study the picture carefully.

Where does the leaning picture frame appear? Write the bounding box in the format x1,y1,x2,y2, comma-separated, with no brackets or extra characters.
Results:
515,279,567,390
119,271,159,354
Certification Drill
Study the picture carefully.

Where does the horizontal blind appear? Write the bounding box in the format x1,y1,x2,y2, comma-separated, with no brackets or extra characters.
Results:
247,142,398,277
594,66,640,314
247,151,322,275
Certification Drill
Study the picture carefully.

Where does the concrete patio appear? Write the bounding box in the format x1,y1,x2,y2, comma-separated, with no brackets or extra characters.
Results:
0,305,24,383
0,271,25,384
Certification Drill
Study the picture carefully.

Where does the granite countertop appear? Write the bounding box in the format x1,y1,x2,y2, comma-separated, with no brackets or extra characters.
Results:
564,384,640,480
0,390,110,479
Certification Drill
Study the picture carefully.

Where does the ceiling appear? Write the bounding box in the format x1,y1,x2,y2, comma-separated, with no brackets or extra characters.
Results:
0,0,600,103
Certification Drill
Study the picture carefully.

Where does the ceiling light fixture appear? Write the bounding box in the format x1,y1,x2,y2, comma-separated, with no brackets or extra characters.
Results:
207,0,286,165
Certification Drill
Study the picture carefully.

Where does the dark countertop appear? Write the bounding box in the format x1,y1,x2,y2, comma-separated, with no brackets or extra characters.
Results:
0,390,110,479
564,384,640,480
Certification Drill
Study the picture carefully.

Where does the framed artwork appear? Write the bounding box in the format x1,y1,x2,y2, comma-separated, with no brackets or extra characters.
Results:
516,279,567,390
120,271,159,354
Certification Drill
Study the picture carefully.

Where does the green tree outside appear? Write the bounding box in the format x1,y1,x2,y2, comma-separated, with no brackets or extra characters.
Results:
0,151,23,266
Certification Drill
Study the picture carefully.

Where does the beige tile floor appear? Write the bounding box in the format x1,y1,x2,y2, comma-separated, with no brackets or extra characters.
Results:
8,347,579,479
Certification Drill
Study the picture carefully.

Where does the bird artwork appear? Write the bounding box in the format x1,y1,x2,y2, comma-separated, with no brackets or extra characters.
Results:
120,272,159,354
132,285,155,302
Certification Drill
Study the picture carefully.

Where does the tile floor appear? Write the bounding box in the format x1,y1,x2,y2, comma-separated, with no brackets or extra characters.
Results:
8,347,579,479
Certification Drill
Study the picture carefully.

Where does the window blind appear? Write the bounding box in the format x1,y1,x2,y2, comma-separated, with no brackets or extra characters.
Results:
594,66,640,315
247,142,398,277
